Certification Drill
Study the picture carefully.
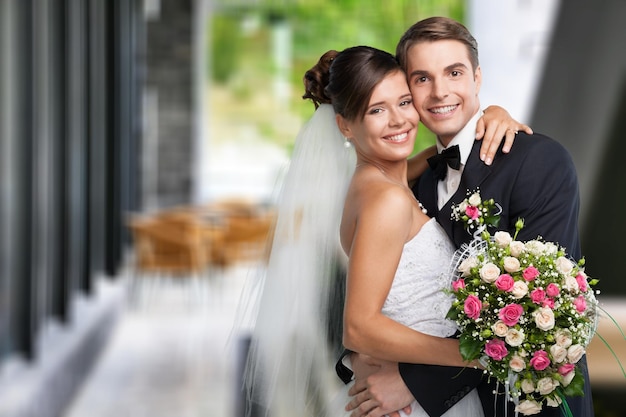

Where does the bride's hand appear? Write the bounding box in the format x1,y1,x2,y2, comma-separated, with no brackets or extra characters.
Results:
349,353,388,379
477,105,533,165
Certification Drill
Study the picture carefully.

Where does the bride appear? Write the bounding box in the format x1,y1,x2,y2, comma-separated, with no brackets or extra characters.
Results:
241,46,523,417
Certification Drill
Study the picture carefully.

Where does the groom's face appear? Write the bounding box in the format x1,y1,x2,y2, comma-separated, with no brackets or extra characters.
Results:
405,39,482,147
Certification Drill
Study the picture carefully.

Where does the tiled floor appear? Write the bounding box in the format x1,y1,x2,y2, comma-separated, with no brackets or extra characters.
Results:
63,263,260,417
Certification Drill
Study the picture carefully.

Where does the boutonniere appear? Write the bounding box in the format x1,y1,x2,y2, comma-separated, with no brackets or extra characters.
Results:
450,189,501,234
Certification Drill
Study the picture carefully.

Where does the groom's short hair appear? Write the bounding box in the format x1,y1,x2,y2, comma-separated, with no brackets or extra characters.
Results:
396,16,479,73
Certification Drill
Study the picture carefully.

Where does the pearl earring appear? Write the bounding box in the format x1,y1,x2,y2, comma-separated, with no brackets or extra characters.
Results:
344,138,352,148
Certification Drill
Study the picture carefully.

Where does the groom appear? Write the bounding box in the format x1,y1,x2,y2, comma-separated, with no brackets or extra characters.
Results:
341,17,594,417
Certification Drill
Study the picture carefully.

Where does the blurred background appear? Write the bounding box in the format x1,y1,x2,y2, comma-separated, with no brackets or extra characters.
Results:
1,0,625,416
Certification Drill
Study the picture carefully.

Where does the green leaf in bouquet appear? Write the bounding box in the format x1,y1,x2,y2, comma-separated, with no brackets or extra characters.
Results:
446,307,459,321
484,215,500,228
561,372,585,397
459,334,482,361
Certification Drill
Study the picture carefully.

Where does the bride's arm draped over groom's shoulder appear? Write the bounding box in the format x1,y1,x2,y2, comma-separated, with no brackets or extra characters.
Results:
407,106,531,186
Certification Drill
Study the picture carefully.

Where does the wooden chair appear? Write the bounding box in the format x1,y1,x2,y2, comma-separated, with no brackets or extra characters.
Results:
129,214,208,274
127,213,211,307
203,197,260,217
196,198,276,267
156,207,229,268
216,210,275,266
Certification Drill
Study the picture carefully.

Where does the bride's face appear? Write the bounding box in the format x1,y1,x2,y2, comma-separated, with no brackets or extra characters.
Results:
340,70,419,164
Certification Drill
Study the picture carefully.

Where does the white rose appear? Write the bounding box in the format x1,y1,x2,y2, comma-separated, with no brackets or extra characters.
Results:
505,328,525,347
533,307,555,331
468,192,482,206
544,242,559,256
521,379,535,394
458,256,478,277
509,355,526,372
494,231,512,248
555,329,573,348
564,276,579,293
503,256,521,273
480,262,500,283
546,395,562,408
458,201,468,214
567,344,585,363
492,320,509,337
536,377,560,395
512,281,529,299
555,256,575,275
549,344,568,363
515,399,542,415
562,369,576,386
525,240,545,256
509,241,525,257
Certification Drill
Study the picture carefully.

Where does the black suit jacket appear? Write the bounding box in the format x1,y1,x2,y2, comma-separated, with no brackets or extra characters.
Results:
399,132,594,416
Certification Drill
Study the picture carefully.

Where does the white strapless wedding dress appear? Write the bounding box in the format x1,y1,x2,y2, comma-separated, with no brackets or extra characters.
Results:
329,218,484,417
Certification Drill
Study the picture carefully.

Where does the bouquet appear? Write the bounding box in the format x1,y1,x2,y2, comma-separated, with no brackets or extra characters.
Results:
446,190,599,416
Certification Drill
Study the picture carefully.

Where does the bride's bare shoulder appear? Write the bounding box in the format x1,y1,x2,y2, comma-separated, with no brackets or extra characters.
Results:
341,182,410,249
348,173,411,219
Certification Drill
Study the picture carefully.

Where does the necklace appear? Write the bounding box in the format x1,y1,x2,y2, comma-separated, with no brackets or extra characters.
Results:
355,163,427,214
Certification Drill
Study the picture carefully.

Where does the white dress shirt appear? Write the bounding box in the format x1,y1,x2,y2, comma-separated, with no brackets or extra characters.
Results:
436,111,483,209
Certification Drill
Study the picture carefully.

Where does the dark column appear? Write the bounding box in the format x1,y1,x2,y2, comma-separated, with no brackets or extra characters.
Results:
531,0,626,296
145,0,194,207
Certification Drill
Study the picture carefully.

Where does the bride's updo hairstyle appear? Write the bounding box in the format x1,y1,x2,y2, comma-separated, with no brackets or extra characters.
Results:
302,50,338,108
303,46,402,121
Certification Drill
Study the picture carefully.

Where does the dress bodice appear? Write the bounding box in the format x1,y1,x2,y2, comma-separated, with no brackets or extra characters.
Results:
331,218,485,417
381,218,458,338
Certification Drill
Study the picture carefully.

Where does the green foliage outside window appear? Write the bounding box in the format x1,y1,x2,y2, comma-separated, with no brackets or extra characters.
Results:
209,0,465,154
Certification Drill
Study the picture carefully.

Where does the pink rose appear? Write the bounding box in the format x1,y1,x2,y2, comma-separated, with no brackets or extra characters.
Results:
575,273,588,292
495,274,515,291
573,295,587,313
546,283,560,297
464,295,482,319
522,266,540,281
452,278,466,292
558,363,576,376
485,339,509,361
530,350,551,371
465,205,480,220
542,298,555,309
498,303,524,326
530,288,546,304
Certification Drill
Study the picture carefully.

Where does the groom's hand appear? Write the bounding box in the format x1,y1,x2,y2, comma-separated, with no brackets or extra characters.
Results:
346,353,414,417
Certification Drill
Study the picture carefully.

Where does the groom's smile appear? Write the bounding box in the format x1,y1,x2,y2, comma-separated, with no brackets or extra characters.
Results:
406,40,482,147
429,104,459,115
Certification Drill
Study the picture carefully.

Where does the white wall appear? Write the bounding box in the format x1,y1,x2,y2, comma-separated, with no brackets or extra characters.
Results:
468,0,561,122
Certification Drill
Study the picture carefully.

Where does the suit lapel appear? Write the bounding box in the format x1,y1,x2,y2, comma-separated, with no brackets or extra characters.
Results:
461,141,493,191
417,141,493,247
442,142,493,247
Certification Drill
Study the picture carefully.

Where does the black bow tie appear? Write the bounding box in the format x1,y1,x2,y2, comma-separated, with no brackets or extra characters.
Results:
427,145,461,181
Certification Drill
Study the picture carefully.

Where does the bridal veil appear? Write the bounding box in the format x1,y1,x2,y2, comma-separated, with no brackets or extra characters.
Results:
237,104,355,416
